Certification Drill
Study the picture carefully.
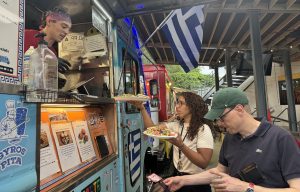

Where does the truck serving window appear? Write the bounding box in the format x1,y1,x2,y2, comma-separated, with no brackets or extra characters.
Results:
123,49,140,113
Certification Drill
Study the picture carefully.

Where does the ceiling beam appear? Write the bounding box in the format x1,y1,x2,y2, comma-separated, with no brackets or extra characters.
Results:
237,13,267,47
145,42,295,52
201,10,208,63
209,13,235,63
138,15,163,62
269,0,278,8
287,0,296,9
261,13,282,35
262,14,298,45
202,0,226,63
254,0,261,7
155,60,211,66
237,0,243,8
268,20,300,48
205,7,300,14
150,13,168,62
163,12,175,63
117,0,222,18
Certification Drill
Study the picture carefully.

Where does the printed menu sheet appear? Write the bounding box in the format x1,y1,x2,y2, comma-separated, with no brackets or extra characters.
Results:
40,123,61,180
51,122,81,172
72,120,96,162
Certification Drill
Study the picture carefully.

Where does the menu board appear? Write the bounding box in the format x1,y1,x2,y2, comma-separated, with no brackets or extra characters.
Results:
72,120,96,162
40,123,61,180
39,107,113,190
0,1,24,84
51,122,81,172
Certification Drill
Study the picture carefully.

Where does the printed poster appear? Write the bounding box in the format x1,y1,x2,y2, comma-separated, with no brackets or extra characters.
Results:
40,123,60,180
72,121,96,162
0,95,37,192
51,122,81,172
0,1,24,84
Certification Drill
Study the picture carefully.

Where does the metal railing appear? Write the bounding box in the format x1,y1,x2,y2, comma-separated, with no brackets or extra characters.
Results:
272,107,288,124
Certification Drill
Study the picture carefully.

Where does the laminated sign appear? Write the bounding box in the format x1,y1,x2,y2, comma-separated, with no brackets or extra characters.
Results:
0,1,24,84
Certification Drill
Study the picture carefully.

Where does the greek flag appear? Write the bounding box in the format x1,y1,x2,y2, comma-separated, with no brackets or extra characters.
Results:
128,129,141,185
162,5,204,72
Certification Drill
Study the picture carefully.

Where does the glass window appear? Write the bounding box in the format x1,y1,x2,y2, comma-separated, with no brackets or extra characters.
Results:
123,49,140,113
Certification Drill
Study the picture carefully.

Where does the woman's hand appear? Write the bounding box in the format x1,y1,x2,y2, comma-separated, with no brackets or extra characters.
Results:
167,133,184,148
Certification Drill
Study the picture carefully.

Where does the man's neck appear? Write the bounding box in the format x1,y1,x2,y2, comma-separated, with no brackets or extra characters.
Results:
239,118,261,138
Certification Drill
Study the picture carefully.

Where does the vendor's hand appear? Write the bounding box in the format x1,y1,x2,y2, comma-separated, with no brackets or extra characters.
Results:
209,170,248,192
58,57,71,74
163,176,184,191
58,73,67,89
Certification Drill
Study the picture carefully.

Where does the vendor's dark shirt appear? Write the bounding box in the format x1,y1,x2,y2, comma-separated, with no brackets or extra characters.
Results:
219,119,300,188
24,29,57,54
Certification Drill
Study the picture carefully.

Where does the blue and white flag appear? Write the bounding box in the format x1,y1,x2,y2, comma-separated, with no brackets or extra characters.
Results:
162,5,204,72
128,129,141,185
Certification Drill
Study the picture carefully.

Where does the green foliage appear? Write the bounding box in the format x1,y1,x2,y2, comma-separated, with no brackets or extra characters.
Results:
165,65,214,90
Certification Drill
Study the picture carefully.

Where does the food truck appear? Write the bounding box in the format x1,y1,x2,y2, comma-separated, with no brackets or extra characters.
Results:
143,64,174,123
0,0,152,191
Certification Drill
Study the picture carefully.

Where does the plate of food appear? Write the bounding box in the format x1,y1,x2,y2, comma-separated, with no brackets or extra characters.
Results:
143,125,177,139
113,94,150,101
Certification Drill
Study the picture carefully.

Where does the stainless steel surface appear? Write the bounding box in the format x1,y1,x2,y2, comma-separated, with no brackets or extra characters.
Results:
0,83,23,95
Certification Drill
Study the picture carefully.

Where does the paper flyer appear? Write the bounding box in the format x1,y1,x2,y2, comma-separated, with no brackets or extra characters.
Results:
72,121,96,162
40,123,61,180
51,122,81,172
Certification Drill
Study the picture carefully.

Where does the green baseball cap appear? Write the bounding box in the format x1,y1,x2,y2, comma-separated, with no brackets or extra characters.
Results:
204,87,249,121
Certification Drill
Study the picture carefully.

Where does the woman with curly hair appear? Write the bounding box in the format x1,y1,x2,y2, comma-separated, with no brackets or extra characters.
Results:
131,92,214,192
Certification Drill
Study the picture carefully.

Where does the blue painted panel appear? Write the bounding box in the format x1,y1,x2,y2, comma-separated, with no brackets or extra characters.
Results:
0,94,37,192
117,102,150,192
71,159,120,192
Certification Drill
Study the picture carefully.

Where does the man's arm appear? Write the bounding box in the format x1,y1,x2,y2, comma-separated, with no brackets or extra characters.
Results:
251,178,300,192
164,163,228,191
184,163,228,185
179,163,228,185
210,171,300,192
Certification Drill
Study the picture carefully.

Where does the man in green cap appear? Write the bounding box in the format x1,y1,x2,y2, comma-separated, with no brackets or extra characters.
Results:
164,87,300,192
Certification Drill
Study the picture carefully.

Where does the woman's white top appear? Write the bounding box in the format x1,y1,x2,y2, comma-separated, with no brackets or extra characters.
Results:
165,122,214,174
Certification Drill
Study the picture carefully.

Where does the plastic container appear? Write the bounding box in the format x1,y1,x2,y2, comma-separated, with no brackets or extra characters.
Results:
26,32,58,102
23,46,35,85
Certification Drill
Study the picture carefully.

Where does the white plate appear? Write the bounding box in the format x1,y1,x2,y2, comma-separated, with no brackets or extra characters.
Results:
143,130,176,139
113,95,150,101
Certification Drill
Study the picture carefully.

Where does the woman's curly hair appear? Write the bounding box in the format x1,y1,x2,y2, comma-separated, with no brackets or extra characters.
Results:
177,92,216,140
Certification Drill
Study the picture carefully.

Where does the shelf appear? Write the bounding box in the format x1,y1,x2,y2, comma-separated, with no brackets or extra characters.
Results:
21,88,114,104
